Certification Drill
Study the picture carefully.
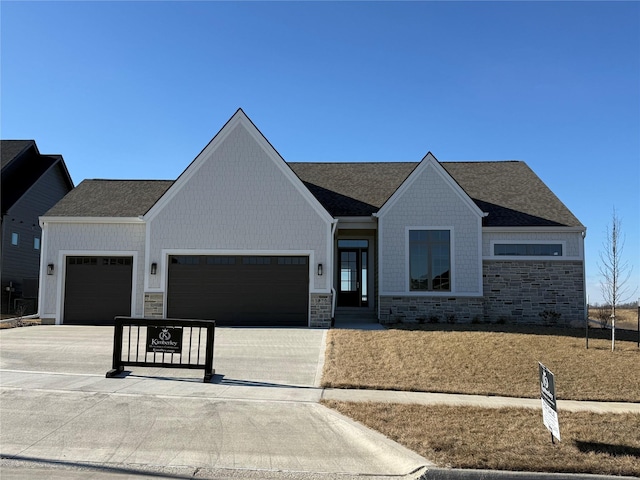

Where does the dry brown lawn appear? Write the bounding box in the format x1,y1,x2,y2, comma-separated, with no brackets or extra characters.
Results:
590,307,639,331
323,401,640,477
0,318,40,329
322,324,640,402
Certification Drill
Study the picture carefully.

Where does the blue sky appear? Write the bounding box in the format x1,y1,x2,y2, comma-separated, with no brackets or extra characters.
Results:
2,1,638,305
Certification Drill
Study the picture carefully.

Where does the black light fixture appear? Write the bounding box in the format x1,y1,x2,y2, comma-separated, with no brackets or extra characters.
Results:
47,263,54,275
151,262,157,275
317,263,323,276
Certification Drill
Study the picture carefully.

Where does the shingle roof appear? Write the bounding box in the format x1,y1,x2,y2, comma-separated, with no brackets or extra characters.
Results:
290,161,583,227
44,180,174,217
1,140,74,214
43,161,582,228
1,140,34,171
441,162,583,227
289,162,417,216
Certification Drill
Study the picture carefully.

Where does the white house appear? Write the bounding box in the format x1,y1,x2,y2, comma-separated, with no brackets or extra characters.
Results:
39,109,586,327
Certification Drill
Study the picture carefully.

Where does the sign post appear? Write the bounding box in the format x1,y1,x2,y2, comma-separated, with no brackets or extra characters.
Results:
538,362,560,443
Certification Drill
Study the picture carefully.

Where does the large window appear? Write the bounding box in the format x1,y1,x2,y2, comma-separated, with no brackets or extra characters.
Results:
494,243,563,257
409,230,451,291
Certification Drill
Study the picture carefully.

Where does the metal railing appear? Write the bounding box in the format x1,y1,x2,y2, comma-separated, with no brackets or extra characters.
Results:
106,316,215,382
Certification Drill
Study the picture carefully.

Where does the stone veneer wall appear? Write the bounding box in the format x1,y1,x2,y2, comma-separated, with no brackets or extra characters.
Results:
483,260,585,326
310,293,332,328
144,293,164,318
379,260,585,326
379,296,484,324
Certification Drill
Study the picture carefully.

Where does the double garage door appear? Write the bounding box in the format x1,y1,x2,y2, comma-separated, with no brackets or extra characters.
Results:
63,255,309,326
167,255,309,327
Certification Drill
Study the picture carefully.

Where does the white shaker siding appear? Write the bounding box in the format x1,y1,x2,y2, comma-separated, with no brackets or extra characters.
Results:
146,122,331,291
379,161,482,295
39,222,146,321
483,231,584,259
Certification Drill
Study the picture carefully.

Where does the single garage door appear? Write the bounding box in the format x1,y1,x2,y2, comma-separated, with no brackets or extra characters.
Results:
63,256,133,325
167,255,309,326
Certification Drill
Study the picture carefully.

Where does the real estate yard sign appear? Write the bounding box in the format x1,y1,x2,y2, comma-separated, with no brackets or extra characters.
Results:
539,362,560,442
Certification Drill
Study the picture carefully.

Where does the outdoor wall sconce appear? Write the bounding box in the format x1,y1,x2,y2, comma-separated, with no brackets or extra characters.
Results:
47,264,54,275
317,263,323,276
151,262,157,275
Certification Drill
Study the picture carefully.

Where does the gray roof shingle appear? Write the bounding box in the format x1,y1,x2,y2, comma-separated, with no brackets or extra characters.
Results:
1,140,35,171
1,140,74,214
441,162,583,227
43,161,582,228
44,180,174,217
289,161,583,227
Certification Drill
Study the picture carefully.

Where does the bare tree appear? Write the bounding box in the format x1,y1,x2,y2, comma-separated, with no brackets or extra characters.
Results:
598,207,637,351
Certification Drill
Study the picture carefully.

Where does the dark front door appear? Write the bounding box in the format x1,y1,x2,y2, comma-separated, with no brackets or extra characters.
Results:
338,243,368,307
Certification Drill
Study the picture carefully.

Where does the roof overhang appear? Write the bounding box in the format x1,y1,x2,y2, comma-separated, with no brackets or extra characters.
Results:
483,226,586,233
335,216,377,230
39,216,145,227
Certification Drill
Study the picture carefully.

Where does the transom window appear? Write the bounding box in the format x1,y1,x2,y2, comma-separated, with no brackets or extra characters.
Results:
494,243,563,257
409,230,451,292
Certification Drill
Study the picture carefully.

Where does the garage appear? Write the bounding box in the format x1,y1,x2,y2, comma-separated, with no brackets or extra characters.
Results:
63,256,133,324
166,255,309,326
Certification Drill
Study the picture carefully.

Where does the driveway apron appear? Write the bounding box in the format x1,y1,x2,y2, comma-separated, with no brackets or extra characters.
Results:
0,326,429,477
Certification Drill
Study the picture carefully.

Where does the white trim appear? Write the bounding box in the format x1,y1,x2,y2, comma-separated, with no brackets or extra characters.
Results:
335,216,377,230
156,249,320,327
335,232,376,312
143,109,333,225
488,240,571,261
483,226,586,233
377,215,383,320
405,226,455,294
57,250,139,325
377,153,484,220
144,221,152,291
151,248,325,293
153,248,322,294
39,216,144,225
476,215,484,295
328,220,338,296
36,223,48,318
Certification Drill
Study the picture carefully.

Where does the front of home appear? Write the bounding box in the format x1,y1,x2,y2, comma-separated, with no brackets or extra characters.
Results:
38,109,586,327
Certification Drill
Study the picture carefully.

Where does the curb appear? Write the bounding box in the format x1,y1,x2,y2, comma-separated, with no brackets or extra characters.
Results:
419,467,639,480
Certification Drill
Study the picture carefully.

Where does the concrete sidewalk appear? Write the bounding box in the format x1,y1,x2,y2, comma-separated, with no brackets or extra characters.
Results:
321,388,640,414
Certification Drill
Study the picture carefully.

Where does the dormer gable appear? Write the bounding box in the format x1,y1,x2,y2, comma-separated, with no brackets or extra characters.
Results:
376,152,485,220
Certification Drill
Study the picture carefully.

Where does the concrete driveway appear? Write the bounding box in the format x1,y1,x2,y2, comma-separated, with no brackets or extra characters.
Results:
0,325,430,479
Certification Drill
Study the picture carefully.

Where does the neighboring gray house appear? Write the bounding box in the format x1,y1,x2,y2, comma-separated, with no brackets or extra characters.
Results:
39,109,586,327
1,140,73,315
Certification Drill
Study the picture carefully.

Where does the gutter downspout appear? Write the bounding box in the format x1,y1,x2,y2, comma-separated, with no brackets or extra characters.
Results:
35,218,47,322
330,219,338,322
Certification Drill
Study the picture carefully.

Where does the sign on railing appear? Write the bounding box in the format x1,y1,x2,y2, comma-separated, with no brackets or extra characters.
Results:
106,317,215,382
